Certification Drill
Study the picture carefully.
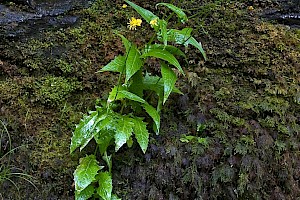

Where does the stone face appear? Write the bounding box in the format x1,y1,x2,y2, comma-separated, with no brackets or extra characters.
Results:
0,0,92,37
262,0,300,28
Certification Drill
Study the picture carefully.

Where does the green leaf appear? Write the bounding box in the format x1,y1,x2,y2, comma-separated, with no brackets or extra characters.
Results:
99,55,125,73
146,44,186,58
74,155,103,192
126,44,143,82
159,19,168,46
118,90,146,104
70,111,99,153
132,117,149,153
114,116,134,151
143,73,182,95
161,62,177,104
166,28,207,60
185,37,207,60
156,3,188,23
116,34,131,54
129,69,144,97
142,103,160,134
167,28,193,44
141,49,184,75
112,194,122,200
75,185,94,200
107,86,125,103
124,0,158,23
108,86,146,104
102,152,112,173
143,74,164,97
97,172,112,200
95,129,114,155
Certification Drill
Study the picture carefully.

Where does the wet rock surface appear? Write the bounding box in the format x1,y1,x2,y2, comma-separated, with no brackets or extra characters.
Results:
0,0,93,38
261,0,300,27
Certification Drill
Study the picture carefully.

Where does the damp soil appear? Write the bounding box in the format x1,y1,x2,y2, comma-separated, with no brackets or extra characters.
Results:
0,0,299,199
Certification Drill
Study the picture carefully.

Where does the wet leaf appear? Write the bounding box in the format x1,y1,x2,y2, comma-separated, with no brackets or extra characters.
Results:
142,103,160,134
99,55,125,73
132,117,149,153
185,37,207,60
114,116,134,151
146,44,186,58
70,111,100,153
118,90,146,104
156,3,188,23
141,48,184,75
126,44,143,82
97,172,112,200
74,155,103,192
124,0,158,23
159,19,168,46
161,62,177,104
75,185,94,200
116,34,131,54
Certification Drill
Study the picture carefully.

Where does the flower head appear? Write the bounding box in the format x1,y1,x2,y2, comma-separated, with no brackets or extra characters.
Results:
150,18,158,27
127,17,142,30
122,4,127,8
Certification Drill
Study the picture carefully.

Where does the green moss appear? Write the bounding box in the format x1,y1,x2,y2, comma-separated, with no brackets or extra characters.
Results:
33,76,81,107
0,80,21,102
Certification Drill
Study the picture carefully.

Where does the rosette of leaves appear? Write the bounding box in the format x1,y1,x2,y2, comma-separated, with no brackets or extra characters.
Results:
70,1,206,199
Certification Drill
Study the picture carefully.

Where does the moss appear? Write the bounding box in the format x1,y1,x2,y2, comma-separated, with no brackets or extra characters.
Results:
33,76,81,107
0,79,21,103
0,0,299,199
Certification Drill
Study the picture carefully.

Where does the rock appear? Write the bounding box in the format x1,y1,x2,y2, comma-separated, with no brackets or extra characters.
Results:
0,0,93,38
262,0,300,28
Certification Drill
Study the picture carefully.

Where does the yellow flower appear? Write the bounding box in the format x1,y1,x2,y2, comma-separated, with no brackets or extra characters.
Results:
150,18,158,27
127,17,142,30
122,4,127,8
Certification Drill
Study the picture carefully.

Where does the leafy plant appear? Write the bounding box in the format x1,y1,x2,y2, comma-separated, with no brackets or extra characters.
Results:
70,1,206,199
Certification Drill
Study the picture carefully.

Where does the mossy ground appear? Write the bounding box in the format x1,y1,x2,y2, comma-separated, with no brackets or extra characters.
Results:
0,0,299,199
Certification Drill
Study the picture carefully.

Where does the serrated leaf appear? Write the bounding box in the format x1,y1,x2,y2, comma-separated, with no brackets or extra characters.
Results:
114,116,134,151
146,44,186,58
126,44,143,82
93,114,115,155
141,49,184,75
132,117,149,153
156,3,188,23
185,37,207,60
97,172,112,200
74,155,103,192
70,111,98,153
143,103,160,134
116,34,131,54
124,0,158,23
161,62,177,104
99,55,125,73
75,185,94,200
